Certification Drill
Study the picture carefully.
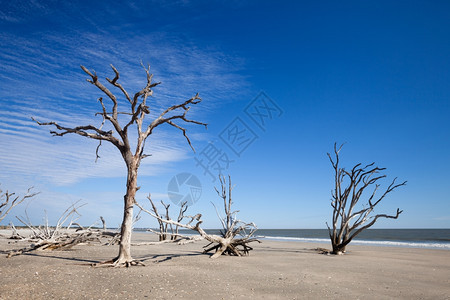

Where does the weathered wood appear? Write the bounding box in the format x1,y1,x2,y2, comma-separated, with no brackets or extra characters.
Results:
8,222,25,240
100,216,106,230
147,195,190,241
6,230,107,258
5,202,120,258
137,175,259,259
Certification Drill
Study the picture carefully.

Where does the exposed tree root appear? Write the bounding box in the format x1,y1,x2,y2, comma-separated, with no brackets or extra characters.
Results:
203,238,260,258
91,257,145,268
314,247,333,255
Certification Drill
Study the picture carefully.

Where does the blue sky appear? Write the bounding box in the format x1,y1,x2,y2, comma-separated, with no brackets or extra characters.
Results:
0,1,449,229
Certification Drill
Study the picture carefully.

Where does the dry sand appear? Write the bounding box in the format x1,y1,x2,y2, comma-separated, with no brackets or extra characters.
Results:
0,231,449,299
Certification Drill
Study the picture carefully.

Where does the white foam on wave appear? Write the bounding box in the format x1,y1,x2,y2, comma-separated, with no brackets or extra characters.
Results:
257,236,327,243
256,235,450,250
351,239,450,249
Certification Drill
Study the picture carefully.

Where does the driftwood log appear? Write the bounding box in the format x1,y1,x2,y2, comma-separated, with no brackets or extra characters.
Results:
6,202,120,258
7,230,104,258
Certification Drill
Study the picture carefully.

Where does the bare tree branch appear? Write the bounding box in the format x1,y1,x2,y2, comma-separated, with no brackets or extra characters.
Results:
0,186,39,224
145,94,207,152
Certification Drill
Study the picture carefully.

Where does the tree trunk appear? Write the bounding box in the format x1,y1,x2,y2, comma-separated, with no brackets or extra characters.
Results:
117,195,134,262
332,243,346,255
92,157,145,267
113,155,140,266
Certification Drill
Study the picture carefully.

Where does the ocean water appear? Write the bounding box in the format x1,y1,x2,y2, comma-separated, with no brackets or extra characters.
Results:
254,229,450,250
173,228,450,250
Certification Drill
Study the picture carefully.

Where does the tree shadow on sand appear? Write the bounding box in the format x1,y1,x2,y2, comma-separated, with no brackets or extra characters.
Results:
138,252,204,264
2,248,207,266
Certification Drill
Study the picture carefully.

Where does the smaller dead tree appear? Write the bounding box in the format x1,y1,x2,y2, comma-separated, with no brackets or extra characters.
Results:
100,216,106,230
136,175,259,258
0,186,38,224
326,143,406,254
172,200,189,240
147,196,189,241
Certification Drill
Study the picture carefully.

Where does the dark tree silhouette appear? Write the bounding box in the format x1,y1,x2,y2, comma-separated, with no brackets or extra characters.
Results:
326,143,406,254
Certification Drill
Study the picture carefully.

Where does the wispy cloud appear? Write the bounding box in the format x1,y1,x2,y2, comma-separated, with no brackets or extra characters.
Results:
0,5,249,192
0,0,49,23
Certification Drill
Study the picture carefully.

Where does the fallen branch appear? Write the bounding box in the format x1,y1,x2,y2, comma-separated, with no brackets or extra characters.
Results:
131,235,203,246
5,203,119,257
8,222,25,240
7,230,101,257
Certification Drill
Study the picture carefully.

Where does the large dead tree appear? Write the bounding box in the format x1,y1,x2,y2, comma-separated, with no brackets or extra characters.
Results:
0,186,38,224
326,143,406,254
33,64,206,267
137,175,259,258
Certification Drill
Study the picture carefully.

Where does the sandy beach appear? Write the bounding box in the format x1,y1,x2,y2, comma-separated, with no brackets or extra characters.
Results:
0,231,449,299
